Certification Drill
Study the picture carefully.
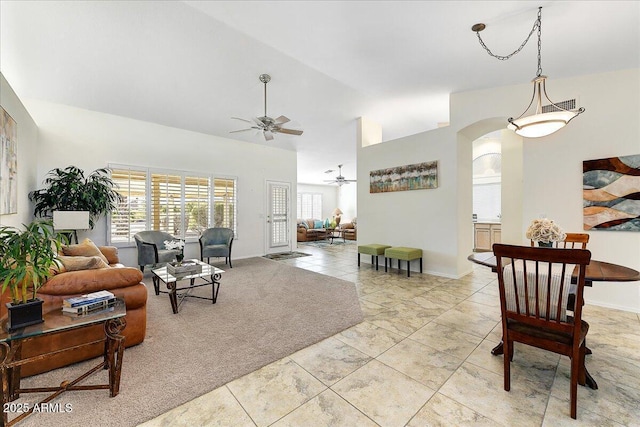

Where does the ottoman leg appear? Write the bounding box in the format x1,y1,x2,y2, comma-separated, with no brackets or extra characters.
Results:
407,260,411,277
358,253,360,267
385,257,388,272
420,258,423,273
375,255,379,271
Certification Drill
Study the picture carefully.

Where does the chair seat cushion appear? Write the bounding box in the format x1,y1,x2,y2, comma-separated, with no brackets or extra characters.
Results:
384,247,422,260
157,249,181,263
203,244,230,256
358,244,391,256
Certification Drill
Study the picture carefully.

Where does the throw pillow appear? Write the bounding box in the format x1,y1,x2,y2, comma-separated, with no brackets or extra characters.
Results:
57,255,110,272
62,238,109,265
314,220,323,229
300,221,309,229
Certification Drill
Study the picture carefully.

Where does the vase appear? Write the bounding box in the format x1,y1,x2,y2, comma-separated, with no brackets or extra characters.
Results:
6,298,44,332
538,241,554,248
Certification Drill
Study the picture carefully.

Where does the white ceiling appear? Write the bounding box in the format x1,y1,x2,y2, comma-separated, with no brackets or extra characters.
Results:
1,1,638,184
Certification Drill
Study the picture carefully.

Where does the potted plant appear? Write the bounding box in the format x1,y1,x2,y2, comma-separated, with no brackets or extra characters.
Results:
29,166,122,229
0,219,62,331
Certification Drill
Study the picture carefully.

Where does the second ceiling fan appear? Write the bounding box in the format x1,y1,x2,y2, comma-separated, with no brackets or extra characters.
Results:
324,164,356,186
231,74,303,141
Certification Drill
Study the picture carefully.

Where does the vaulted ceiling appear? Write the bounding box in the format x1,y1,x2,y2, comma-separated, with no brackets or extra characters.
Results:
2,1,638,184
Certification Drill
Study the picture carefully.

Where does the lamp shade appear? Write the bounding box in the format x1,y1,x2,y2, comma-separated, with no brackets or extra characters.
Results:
332,208,343,216
53,211,90,230
507,75,584,138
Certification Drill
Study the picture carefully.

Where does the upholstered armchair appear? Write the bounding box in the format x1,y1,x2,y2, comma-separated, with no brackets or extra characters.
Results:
199,227,234,268
134,231,183,271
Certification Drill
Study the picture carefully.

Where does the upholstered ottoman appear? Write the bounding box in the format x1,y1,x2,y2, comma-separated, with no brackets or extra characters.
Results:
358,244,391,271
384,247,423,277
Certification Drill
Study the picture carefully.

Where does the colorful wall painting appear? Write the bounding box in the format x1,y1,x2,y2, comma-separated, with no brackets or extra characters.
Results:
583,154,640,231
0,106,17,215
370,161,438,193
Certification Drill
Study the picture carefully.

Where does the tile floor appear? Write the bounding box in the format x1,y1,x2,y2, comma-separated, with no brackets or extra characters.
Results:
140,241,640,427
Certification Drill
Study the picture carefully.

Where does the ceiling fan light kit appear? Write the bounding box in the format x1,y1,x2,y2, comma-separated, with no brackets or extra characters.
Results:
473,7,584,138
230,73,303,141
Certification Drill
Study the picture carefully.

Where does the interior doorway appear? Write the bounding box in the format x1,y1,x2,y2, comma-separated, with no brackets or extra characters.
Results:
472,132,502,251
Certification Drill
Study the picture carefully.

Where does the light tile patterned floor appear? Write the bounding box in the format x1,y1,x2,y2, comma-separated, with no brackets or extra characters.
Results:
140,241,640,426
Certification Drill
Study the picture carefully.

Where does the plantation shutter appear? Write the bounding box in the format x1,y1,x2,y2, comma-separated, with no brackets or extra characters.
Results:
151,173,183,236
213,178,236,233
110,168,147,244
184,176,210,238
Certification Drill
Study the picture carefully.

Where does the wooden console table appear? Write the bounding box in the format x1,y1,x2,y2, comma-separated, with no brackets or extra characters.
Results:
0,299,126,426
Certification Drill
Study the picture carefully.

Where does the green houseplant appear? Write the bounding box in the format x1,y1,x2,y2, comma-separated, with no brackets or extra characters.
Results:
29,166,122,229
0,219,62,330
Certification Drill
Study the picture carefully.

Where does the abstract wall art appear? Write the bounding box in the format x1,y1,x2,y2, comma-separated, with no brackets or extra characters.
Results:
583,154,640,231
0,106,17,215
370,160,438,193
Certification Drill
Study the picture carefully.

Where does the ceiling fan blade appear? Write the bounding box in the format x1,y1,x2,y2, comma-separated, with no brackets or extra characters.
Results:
274,115,290,125
264,130,274,141
276,127,304,136
229,128,254,133
231,117,253,124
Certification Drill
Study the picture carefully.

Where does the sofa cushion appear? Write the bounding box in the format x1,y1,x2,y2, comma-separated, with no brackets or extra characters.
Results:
41,267,144,295
62,238,109,265
57,255,110,272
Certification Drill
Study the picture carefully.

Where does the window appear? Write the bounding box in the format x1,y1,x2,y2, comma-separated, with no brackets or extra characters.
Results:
111,168,147,244
296,193,322,219
109,165,236,245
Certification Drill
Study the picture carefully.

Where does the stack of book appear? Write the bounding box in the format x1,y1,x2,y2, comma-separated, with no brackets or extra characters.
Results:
62,290,117,316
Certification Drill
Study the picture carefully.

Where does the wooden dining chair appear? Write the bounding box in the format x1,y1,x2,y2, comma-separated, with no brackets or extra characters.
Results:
530,232,589,249
493,243,591,419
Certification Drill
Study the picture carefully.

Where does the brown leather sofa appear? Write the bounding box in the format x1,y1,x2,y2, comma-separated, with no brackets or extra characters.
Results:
297,219,327,242
0,246,147,377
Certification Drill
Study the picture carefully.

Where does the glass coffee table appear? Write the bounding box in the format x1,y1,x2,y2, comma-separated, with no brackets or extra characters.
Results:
151,260,224,314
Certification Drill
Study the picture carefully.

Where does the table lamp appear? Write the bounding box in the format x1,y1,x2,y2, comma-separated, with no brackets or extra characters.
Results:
53,211,90,244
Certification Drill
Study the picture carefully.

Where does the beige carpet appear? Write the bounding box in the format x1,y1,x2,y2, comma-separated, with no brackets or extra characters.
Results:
13,257,363,426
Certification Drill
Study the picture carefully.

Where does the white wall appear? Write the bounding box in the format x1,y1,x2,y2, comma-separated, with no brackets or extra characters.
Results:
24,99,297,267
0,74,38,228
338,183,357,223
359,69,640,312
358,124,459,277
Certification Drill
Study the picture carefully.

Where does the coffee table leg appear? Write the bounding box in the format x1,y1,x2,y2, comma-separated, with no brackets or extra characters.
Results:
168,282,179,314
211,273,222,303
152,276,160,295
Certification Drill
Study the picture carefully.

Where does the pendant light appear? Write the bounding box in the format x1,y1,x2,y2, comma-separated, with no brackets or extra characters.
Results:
473,7,584,138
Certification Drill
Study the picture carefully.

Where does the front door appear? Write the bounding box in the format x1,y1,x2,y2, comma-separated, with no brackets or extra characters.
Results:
266,181,291,254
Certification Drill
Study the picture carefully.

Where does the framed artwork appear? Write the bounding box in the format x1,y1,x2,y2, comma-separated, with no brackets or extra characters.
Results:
370,160,438,193
0,106,17,215
583,154,640,231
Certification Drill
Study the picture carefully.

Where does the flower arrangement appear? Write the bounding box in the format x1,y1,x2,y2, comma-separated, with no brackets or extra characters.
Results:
525,218,566,244
164,240,185,251
164,239,185,263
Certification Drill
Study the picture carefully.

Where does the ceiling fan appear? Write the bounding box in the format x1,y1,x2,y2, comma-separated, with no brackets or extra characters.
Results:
230,74,303,141
324,164,356,186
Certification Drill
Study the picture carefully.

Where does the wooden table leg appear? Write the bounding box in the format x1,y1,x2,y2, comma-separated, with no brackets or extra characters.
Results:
105,317,126,397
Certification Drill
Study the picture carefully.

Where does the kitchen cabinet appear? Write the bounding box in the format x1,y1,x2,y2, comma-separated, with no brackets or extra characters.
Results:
474,222,501,251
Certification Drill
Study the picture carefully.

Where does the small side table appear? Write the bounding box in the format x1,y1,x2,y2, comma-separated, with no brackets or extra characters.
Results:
0,299,126,426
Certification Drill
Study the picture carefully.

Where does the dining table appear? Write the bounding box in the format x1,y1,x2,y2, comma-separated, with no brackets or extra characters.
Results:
467,251,640,390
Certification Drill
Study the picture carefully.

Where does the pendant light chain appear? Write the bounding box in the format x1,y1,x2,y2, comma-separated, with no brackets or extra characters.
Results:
475,7,543,65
